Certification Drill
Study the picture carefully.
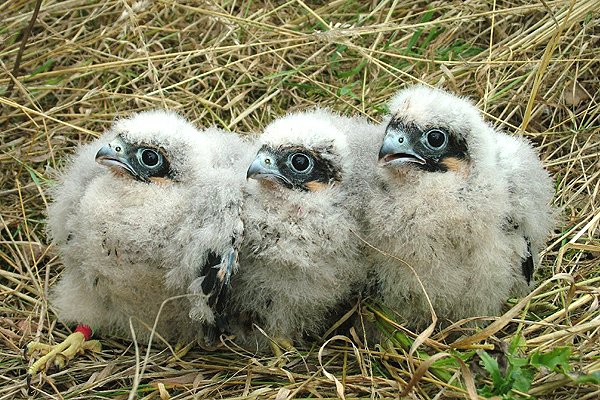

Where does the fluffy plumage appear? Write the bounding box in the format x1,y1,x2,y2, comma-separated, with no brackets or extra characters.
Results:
229,109,379,351
47,110,252,343
367,85,555,330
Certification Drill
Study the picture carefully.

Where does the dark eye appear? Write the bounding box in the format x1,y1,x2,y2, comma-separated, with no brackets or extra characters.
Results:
140,149,160,167
290,153,311,172
426,129,446,148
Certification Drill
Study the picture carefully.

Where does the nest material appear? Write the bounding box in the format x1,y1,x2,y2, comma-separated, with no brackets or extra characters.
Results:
1,0,599,399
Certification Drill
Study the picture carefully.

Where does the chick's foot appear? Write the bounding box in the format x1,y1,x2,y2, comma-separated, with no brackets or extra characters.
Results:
25,324,101,387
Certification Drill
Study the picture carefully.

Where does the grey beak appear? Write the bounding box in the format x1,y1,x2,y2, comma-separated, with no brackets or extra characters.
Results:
95,137,139,179
95,143,117,161
378,128,425,167
247,154,279,180
246,153,292,187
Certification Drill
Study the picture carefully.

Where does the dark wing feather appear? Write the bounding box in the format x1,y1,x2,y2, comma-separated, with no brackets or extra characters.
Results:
521,239,534,284
200,251,222,297
197,206,244,331
198,248,236,332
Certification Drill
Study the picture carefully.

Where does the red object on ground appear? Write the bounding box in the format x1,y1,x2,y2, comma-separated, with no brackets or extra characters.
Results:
74,324,93,341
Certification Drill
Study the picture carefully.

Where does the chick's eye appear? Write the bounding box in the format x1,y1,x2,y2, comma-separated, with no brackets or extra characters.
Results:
290,153,311,172
140,149,160,167
426,129,446,148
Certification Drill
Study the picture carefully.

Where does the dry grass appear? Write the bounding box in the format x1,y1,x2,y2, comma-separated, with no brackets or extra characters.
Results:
1,0,599,399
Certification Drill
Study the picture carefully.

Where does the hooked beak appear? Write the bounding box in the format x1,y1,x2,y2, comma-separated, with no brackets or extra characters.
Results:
378,128,426,168
246,153,292,188
95,137,142,181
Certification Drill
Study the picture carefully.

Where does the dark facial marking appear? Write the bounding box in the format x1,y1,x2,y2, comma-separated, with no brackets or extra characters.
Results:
132,141,174,182
386,119,470,173
261,144,342,191
99,135,176,183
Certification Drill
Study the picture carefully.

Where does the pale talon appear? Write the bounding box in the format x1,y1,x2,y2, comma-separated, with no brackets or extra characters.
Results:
45,111,252,374
269,340,284,358
269,337,296,356
167,341,195,363
26,332,101,379
268,337,297,368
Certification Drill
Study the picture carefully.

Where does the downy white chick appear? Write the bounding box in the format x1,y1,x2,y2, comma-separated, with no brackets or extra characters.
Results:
368,85,555,331
229,109,380,353
26,110,252,381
